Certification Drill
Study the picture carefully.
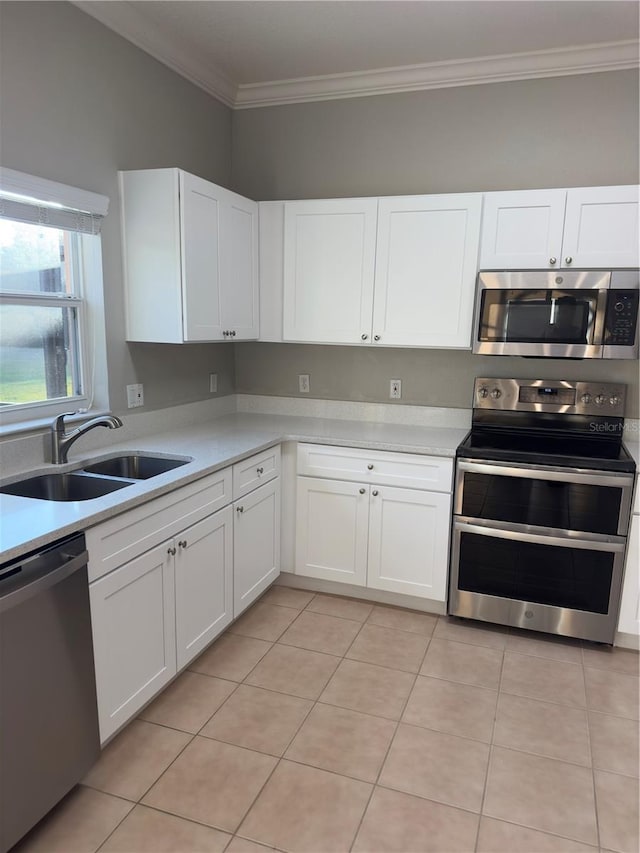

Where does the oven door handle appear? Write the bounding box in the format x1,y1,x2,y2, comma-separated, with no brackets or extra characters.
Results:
456,459,633,489
454,520,627,552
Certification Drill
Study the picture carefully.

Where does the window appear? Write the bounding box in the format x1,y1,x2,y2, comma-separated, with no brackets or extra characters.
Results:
0,168,109,427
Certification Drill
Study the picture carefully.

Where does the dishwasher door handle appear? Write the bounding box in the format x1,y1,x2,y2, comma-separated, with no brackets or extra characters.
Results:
0,549,88,614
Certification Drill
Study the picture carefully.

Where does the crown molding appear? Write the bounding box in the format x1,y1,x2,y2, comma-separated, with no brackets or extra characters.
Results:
235,40,640,108
71,2,638,111
73,1,237,107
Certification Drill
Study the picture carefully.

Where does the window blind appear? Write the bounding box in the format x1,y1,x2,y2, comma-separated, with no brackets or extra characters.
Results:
0,167,109,235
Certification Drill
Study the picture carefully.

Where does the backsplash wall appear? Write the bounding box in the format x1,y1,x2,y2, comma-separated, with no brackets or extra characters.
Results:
234,343,640,417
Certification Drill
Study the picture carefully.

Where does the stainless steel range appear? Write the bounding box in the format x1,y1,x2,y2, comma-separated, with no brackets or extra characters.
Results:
448,378,636,644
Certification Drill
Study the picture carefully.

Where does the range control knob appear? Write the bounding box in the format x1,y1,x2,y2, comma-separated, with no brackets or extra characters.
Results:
580,393,592,404
595,394,606,406
478,386,489,398
490,388,502,399
610,395,621,407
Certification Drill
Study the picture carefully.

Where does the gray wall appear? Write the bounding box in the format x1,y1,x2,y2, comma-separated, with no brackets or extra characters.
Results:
0,1,235,415
232,71,640,416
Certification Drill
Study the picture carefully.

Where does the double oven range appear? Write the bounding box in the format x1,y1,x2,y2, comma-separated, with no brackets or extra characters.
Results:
448,378,635,644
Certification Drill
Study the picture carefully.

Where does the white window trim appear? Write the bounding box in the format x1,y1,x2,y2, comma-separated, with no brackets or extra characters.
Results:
0,168,110,430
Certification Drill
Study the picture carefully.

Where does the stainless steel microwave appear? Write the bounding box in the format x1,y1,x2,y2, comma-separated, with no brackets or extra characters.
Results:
473,270,639,359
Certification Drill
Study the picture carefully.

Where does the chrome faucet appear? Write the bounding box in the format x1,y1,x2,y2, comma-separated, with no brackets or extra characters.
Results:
51,412,123,464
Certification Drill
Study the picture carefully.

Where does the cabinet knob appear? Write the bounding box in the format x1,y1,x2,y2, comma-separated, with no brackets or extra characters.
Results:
167,546,176,556
367,464,374,470
549,257,557,265
372,490,379,497
257,466,264,475
178,540,187,549
374,335,381,341
359,487,365,494
565,256,573,265
236,505,244,514
231,330,236,337
361,333,368,341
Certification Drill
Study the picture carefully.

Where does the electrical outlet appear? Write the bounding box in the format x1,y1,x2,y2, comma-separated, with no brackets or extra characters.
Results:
209,373,218,393
126,383,144,408
390,379,402,400
298,374,310,393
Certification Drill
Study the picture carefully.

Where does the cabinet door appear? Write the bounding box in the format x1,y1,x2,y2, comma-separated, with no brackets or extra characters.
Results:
618,514,639,637
90,542,176,743
373,194,482,348
258,201,285,342
180,171,223,341
367,485,451,601
295,477,369,586
175,506,233,670
283,198,378,343
480,189,566,269
221,190,259,339
562,186,639,268
234,479,281,616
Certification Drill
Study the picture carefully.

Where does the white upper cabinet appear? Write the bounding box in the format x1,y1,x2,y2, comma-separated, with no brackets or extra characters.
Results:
562,186,639,268
479,189,567,269
373,194,482,348
480,186,639,270
281,193,481,348
120,168,258,343
283,198,378,344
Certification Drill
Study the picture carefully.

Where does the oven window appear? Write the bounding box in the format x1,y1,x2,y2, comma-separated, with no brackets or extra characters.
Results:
461,472,622,535
479,289,598,344
458,532,613,614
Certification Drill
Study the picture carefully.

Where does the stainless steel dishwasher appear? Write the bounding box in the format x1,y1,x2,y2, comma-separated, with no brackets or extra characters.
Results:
0,532,100,852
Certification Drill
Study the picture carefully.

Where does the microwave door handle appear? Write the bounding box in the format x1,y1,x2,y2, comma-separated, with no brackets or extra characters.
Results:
592,289,608,345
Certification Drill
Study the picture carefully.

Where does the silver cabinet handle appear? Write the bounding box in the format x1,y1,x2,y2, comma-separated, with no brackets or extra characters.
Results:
178,540,187,549
257,467,264,475
359,487,365,494
374,335,381,341
367,464,374,470
549,257,557,265
236,505,244,514
565,256,573,265
372,490,379,496
361,333,368,340
167,546,176,556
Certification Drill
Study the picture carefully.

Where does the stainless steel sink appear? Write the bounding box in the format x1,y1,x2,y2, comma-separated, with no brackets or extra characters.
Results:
82,454,190,479
0,472,133,502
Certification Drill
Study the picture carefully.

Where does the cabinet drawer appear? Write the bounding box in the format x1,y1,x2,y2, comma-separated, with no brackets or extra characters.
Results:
297,443,453,493
233,445,281,500
87,468,232,582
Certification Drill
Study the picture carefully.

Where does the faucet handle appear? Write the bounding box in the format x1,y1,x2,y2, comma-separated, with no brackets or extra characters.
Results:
52,412,78,432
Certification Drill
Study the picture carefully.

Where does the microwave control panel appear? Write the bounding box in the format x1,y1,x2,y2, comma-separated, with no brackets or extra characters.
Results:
604,290,639,346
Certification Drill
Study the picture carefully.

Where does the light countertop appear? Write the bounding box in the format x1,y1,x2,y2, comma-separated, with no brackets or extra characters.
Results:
0,413,468,564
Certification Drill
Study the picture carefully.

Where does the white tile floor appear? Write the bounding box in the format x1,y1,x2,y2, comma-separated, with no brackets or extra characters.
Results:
14,586,640,853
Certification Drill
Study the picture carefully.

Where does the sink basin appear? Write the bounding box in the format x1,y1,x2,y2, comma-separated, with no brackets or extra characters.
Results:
82,454,190,480
0,472,133,502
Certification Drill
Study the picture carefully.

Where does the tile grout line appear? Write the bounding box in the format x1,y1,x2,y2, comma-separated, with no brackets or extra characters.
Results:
346,621,438,852
473,640,506,853
584,655,603,852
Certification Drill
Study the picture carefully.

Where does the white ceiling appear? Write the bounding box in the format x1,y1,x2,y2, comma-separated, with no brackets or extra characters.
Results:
76,1,640,108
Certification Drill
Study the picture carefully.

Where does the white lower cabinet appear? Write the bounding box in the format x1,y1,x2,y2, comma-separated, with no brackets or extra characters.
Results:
618,513,639,638
234,479,281,616
367,485,451,600
296,477,370,586
175,506,233,670
88,447,281,743
295,444,452,602
89,541,177,743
